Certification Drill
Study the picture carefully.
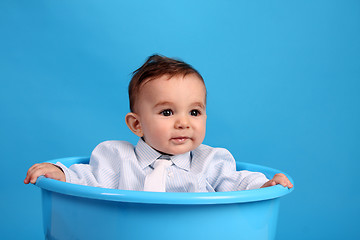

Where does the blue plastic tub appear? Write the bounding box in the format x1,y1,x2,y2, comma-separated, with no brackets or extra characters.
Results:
36,157,293,240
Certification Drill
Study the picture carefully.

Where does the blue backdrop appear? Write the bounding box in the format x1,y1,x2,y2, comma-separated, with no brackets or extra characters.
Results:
1,1,359,239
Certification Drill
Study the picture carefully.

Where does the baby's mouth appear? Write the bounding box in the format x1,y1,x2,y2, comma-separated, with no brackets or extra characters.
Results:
170,137,190,144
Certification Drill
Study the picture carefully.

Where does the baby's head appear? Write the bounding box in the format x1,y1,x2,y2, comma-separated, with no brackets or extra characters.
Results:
125,55,207,155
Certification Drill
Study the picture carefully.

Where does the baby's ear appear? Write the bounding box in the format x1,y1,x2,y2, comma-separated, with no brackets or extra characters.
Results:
125,112,144,137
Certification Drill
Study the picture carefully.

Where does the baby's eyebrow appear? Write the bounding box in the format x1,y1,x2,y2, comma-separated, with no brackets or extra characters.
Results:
153,101,173,108
153,101,206,109
191,102,206,109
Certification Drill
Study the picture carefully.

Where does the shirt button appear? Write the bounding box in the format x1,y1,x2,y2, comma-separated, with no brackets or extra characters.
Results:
168,172,174,177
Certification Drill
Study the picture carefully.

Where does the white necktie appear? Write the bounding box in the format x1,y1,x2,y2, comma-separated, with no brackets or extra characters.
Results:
144,156,172,192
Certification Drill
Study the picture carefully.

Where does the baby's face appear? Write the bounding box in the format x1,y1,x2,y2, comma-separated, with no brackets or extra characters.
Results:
135,74,207,155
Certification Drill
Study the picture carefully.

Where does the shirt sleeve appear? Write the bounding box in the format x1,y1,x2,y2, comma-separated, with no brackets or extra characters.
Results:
55,141,122,188
206,148,269,191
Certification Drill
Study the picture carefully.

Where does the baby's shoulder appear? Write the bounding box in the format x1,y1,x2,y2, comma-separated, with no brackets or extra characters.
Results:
96,140,134,148
92,140,135,154
193,144,233,157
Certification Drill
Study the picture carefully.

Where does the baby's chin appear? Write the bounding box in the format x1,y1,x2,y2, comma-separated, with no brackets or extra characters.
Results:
146,138,202,155
159,145,200,156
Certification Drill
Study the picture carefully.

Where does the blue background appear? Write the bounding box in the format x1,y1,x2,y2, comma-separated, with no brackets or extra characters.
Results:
1,0,359,239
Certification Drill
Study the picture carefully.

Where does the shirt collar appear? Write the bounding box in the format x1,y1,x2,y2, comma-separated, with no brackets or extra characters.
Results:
135,138,191,171
171,152,191,171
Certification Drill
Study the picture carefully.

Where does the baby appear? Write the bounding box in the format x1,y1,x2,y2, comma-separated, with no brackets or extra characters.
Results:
24,55,293,192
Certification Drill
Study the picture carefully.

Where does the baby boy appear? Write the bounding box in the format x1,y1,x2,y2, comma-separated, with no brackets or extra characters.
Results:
24,55,293,192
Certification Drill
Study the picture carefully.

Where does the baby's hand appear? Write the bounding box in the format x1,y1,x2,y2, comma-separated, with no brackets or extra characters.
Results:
24,163,65,184
261,173,293,189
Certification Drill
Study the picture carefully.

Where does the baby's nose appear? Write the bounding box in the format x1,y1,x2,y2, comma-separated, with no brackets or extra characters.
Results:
174,115,190,129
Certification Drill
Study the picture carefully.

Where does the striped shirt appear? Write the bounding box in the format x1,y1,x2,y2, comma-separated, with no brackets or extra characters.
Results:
56,139,268,192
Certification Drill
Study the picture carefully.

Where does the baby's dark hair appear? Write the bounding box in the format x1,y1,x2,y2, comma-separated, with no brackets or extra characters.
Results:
128,54,205,112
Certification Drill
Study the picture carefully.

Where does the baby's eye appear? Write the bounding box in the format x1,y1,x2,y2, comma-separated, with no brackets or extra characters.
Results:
190,109,201,116
160,109,173,116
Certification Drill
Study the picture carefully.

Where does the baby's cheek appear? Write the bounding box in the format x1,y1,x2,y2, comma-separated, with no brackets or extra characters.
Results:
198,122,207,139
155,123,171,135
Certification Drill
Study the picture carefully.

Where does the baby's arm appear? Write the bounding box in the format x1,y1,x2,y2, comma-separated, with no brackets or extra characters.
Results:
24,163,65,184
261,173,293,189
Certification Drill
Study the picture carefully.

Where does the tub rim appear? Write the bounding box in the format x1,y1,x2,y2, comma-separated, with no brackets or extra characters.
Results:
35,157,294,205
